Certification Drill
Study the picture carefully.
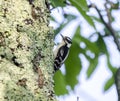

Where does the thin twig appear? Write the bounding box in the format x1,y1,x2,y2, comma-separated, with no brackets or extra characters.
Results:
89,4,120,52
104,0,112,25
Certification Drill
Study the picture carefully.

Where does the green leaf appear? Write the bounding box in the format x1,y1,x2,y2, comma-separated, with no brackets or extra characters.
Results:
104,76,114,91
104,27,111,36
110,2,119,10
91,16,102,23
64,14,77,21
69,0,95,28
65,26,82,89
72,0,88,11
106,54,117,75
96,33,107,53
50,0,66,7
80,36,100,54
53,71,68,95
86,55,99,78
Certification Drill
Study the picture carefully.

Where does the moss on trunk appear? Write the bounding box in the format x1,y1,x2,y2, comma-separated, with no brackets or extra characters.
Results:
0,0,56,100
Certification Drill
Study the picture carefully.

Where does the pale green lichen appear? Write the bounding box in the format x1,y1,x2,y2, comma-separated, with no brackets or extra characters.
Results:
0,0,56,101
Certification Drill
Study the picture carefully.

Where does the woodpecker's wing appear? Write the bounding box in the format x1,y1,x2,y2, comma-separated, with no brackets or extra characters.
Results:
57,44,69,63
54,44,69,71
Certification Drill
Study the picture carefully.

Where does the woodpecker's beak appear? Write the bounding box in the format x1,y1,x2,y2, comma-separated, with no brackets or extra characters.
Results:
60,34,65,41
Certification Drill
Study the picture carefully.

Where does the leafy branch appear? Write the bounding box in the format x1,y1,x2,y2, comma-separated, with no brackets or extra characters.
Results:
89,3,120,52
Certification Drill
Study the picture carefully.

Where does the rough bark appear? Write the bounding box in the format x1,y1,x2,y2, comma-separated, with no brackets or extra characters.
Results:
0,0,56,101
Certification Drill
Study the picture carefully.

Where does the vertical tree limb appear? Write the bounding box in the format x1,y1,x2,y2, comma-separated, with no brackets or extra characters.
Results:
115,68,120,101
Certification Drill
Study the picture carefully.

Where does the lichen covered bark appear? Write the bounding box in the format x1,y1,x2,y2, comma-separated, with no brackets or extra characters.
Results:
0,0,56,101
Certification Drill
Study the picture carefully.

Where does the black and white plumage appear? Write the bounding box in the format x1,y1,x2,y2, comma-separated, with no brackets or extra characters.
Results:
54,34,72,71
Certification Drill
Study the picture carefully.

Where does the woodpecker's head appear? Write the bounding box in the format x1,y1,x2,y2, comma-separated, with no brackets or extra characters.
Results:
60,34,72,48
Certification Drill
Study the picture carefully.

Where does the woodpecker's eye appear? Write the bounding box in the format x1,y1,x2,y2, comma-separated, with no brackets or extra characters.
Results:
66,37,72,44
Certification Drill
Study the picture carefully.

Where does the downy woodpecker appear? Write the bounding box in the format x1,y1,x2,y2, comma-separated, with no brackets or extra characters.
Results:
54,34,72,71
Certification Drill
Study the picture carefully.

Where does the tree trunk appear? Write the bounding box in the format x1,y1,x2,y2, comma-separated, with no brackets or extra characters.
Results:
115,68,120,101
0,0,56,100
